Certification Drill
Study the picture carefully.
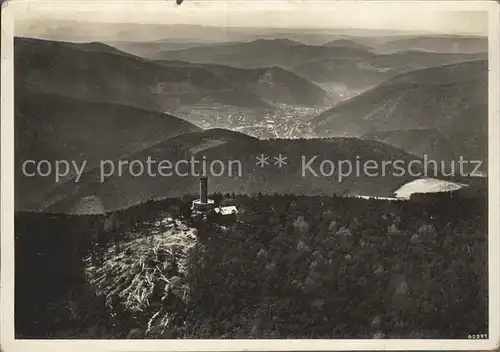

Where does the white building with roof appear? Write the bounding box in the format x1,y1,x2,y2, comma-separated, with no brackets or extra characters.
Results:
215,206,238,216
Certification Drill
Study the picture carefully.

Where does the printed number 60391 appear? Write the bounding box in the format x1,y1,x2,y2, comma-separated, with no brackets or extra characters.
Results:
468,334,488,339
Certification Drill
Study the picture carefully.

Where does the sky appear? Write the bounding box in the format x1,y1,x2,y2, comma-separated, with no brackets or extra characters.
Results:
12,1,489,37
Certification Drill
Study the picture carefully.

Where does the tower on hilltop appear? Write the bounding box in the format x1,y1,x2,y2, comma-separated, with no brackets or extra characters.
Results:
191,174,215,212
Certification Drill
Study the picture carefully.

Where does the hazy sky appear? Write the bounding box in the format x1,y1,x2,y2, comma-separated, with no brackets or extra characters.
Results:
13,1,489,36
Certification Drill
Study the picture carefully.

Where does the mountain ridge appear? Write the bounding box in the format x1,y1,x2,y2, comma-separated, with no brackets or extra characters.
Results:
15,91,201,210
312,60,488,169
31,129,443,214
15,36,272,112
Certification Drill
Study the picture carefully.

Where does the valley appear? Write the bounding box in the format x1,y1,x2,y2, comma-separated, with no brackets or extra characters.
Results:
169,104,322,139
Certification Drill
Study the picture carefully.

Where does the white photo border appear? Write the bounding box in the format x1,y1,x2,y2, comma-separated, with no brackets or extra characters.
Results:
1,1,499,351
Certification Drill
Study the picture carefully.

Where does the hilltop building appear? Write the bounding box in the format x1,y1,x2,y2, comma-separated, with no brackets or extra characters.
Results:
214,206,238,216
214,205,238,225
191,176,238,220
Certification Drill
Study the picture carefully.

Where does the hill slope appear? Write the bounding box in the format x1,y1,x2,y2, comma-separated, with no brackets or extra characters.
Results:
291,50,486,93
36,130,433,214
312,61,488,163
361,129,457,162
15,91,201,210
156,61,328,106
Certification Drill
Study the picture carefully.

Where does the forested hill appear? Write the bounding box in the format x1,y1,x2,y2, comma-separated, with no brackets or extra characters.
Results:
16,187,487,339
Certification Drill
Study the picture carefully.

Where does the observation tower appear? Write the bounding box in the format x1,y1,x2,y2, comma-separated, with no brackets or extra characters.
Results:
191,175,215,212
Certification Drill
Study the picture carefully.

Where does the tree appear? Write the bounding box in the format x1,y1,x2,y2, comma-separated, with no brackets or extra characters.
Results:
179,202,192,220
212,193,223,207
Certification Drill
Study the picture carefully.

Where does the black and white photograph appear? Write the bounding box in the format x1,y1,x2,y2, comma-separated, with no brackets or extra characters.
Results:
1,0,499,350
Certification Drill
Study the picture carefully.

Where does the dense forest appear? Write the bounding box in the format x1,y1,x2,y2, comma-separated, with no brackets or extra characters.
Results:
15,184,488,339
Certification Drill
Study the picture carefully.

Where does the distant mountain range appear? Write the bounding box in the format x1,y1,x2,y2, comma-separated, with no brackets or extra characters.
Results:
107,34,487,60
146,38,371,65
20,20,487,50
15,37,270,112
374,35,488,54
18,32,485,106
16,22,259,43
142,38,486,94
15,37,328,109
323,39,373,51
105,40,224,57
